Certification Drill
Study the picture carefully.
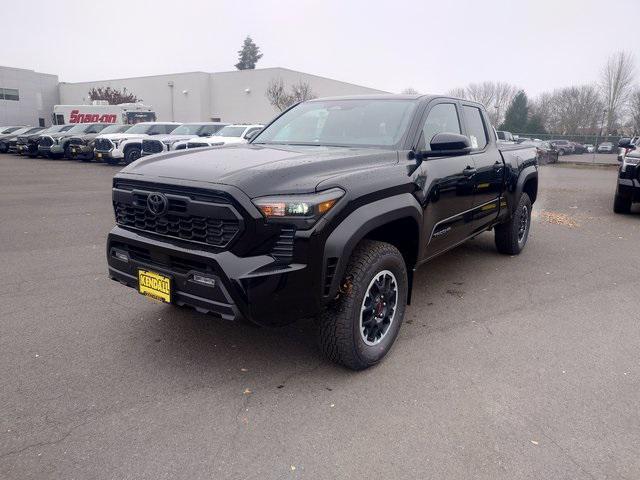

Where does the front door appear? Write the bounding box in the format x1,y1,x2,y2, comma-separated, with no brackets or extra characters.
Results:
414,101,476,258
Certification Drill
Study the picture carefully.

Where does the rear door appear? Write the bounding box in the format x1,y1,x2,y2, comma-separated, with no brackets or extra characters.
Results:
460,104,502,233
416,101,477,258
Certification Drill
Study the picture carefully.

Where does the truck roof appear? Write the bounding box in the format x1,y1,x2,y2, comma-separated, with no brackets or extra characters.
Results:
307,93,485,108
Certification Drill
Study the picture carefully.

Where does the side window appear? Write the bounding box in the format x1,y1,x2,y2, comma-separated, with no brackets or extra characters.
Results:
463,106,488,150
420,103,461,151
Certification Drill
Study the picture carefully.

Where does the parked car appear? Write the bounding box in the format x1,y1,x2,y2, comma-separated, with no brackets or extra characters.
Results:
106,94,538,370
0,127,42,153
170,124,264,151
496,130,515,143
613,138,639,213
0,125,26,135
16,125,74,157
584,143,595,153
141,122,228,156
617,136,638,163
3,127,45,153
67,124,132,162
94,122,181,164
38,123,111,159
521,139,558,164
597,142,614,153
570,142,587,154
549,139,574,156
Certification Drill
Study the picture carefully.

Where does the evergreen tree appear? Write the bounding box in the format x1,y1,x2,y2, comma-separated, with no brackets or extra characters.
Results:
526,113,547,135
235,36,263,70
499,91,529,132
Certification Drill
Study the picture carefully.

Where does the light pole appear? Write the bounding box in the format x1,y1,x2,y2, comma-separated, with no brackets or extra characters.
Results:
168,81,175,121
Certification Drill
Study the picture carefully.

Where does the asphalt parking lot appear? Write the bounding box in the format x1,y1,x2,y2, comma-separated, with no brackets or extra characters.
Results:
1,154,639,480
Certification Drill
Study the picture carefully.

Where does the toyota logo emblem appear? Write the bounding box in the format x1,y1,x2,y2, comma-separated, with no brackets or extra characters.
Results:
147,192,168,216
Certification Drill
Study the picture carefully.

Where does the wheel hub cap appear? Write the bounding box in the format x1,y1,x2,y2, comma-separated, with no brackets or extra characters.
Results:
360,270,398,346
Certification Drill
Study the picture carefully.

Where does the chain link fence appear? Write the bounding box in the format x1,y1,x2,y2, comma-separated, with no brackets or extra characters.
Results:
513,132,622,147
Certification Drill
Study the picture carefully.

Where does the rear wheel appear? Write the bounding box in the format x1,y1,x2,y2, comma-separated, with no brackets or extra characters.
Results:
613,193,632,214
319,240,408,370
495,193,532,255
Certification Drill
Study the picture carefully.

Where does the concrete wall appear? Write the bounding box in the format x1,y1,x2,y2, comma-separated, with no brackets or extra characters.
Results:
0,66,59,127
59,68,387,124
59,72,211,122
209,67,387,124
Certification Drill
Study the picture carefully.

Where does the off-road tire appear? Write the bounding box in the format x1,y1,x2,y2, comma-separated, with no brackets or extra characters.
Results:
613,193,632,214
319,240,408,370
123,146,141,165
495,193,532,255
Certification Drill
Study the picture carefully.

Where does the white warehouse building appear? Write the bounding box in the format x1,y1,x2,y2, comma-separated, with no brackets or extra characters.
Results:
59,68,387,124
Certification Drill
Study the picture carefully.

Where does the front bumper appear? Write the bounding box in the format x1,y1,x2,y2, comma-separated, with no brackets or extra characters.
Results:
616,178,640,202
106,226,318,326
95,148,124,161
69,145,94,160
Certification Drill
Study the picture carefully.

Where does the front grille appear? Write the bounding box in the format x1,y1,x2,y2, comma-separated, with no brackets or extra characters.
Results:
114,202,239,247
38,136,54,147
95,138,113,151
112,181,243,248
67,137,86,146
186,142,208,149
8,140,17,147
271,226,296,263
142,139,164,154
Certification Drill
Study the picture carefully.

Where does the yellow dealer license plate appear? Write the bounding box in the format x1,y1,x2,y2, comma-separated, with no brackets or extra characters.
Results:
96,152,102,159
138,270,171,303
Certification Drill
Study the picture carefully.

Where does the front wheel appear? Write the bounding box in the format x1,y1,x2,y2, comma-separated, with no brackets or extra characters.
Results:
495,193,532,255
319,240,408,370
123,146,141,165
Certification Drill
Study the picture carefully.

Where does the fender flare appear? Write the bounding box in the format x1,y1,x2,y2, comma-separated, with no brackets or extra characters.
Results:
322,193,422,300
515,166,538,203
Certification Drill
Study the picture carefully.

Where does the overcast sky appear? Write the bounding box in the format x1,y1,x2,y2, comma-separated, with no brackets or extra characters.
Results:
1,0,638,98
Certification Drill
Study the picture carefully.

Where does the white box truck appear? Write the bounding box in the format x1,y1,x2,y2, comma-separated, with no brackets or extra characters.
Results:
52,103,156,125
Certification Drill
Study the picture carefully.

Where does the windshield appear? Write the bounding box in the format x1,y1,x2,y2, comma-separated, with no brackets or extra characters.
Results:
254,99,417,148
171,124,203,135
214,126,247,137
66,124,91,133
23,127,44,134
124,124,153,134
2,126,24,134
101,124,131,134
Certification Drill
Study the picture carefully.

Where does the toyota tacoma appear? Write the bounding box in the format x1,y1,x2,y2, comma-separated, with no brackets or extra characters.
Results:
107,95,538,370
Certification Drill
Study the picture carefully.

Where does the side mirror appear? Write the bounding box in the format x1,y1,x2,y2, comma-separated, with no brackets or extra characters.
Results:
244,129,261,142
618,137,632,148
419,132,472,159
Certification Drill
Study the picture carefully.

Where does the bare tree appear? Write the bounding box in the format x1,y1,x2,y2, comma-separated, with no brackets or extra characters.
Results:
533,85,603,135
445,81,517,125
290,80,316,103
88,86,140,104
630,88,640,135
446,87,467,99
266,78,316,111
401,87,419,95
600,51,635,134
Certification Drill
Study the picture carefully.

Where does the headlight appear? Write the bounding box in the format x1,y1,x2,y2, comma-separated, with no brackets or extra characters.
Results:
622,155,640,171
252,188,344,228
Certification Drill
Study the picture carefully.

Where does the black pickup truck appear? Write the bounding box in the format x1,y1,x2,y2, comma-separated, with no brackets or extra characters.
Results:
107,95,538,370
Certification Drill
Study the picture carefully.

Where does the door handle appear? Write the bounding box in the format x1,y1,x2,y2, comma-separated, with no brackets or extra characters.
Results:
463,166,477,176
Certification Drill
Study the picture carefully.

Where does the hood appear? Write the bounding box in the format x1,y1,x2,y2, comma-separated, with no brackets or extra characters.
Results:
98,133,148,140
147,134,198,143
68,132,101,141
118,144,397,198
45,131,78,139
209,136,246,144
